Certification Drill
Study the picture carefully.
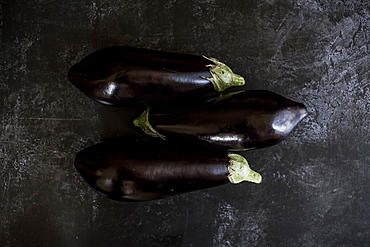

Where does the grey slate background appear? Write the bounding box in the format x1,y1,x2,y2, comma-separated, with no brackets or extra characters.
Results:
1,0,369,246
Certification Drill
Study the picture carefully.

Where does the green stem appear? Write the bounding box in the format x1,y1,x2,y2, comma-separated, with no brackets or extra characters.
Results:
201,56,245,92
133,108,166,140
227,153,262,184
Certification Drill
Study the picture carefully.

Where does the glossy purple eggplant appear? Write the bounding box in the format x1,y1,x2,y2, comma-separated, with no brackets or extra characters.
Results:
75,140,261,201
68,46,245,106
134,90,308,151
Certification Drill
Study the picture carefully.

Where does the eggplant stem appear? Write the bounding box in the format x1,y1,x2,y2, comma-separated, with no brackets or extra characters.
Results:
227,153,262,184
133,108,166,140
201,56,245,92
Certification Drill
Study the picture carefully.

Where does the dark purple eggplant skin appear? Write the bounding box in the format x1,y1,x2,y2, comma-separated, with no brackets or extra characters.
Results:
134,90,308,151
68,46,244,106
75,140,233,201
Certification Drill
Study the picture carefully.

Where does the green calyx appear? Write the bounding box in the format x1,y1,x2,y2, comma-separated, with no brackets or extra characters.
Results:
227,153,262,184
201,56,245,92
133,108,166,140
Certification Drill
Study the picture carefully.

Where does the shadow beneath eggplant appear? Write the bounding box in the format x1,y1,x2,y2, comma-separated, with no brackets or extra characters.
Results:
96,104,144,141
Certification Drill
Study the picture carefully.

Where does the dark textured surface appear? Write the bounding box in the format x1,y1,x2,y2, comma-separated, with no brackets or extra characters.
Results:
1,0,369,246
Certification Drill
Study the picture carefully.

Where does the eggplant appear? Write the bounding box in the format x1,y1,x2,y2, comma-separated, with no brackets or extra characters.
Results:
75,140,261,201
134,90,308,151
68,46,245,106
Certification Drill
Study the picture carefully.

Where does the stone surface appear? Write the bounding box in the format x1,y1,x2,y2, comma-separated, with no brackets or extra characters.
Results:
1,0,369,246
